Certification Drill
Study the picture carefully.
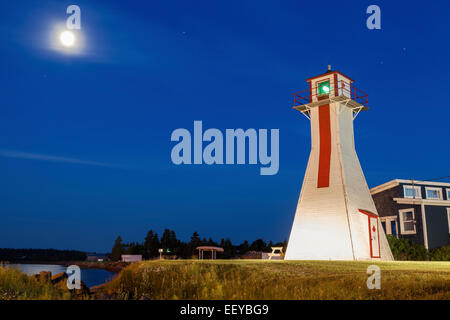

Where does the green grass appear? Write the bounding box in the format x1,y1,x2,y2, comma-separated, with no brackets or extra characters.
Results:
103,260,450,300
0,265,72,300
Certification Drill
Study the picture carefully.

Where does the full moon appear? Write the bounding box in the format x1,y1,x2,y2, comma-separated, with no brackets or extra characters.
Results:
60,31,75,47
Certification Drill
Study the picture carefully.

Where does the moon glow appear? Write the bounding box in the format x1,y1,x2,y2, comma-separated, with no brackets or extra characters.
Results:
60,31,75,47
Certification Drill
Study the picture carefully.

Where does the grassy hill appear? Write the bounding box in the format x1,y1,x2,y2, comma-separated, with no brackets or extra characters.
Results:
101,260,450,300
0,266,72,300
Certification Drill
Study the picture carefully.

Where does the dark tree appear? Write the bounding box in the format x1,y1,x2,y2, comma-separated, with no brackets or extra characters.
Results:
189,232,202,256
222,238,235,258
207,237,217,246
267,241,274,252
176,242,191,259
238,240,249,254
111,236,124,261
161,229,178,253
144,230,154,259
144,230,160,259
125,242,144,254
249,239,267,252
169,230,179,251
152,232,161,256
190,232,201,245
160,229,171,251
0,249,86,262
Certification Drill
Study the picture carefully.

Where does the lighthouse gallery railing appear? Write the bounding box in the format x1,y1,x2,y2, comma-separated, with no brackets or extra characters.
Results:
293,80,368,109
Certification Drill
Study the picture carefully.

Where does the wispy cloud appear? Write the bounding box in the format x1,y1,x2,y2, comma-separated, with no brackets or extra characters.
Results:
0,150,114,168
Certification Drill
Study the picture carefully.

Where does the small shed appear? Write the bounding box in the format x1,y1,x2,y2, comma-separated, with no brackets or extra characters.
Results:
121,254,142,262
196,246,224,260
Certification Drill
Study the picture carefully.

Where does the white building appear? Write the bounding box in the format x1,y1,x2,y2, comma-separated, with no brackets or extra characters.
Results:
285,68,394,261
121,254,142,262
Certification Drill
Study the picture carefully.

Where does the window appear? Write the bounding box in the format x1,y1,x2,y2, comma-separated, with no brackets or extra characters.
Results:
390,220,398,237
447,208,450,233
425,187,442,200
380,216,399,238
399,208,416,234
403,185,421,199
317,80,330,96
446,189,450,201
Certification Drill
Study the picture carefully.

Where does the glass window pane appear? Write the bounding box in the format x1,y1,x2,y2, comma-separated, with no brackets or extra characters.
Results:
404,186,420,198
403,221,415,231
405,188,413,197
427,189,440,199
403,211,413,221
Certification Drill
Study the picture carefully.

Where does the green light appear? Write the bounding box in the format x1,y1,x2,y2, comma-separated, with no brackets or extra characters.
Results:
318,80,330,96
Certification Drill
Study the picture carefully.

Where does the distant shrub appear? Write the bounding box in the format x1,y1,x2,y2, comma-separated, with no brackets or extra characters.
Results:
430,246,450,261
387,235,429,260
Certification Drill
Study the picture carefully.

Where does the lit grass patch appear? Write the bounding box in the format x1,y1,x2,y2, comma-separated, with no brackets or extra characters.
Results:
103,260,450,300
0,265,71,300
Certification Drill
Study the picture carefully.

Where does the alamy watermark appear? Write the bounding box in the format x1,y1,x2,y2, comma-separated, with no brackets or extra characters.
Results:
366,265,381,289
366,5,381,30
66,265,81,290
66,5,81,30
170,121,279,175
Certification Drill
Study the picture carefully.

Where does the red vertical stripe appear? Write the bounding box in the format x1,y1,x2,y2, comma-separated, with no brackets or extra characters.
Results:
317,104,331,188
333,74,338,96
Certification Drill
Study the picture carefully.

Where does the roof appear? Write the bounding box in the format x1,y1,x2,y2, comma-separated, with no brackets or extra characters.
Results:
305,70,354,83
370,179,450,195
196,246,224,252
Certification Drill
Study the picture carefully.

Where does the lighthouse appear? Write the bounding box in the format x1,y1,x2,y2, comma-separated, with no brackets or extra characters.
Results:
285,67,394,261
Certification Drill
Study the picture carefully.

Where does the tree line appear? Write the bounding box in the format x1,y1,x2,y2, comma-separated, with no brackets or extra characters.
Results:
110,229,287,261
0,248,87,262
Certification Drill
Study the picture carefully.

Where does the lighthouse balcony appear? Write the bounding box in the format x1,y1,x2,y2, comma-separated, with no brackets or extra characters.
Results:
293,80,368,119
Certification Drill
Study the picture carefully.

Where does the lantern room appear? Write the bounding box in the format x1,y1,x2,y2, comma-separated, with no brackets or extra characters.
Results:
292,66,369,120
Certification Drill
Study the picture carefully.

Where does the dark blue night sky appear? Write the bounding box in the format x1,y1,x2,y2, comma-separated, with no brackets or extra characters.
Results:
1,0,449,252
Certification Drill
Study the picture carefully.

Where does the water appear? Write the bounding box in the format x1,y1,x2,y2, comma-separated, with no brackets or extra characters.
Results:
7,264,115,288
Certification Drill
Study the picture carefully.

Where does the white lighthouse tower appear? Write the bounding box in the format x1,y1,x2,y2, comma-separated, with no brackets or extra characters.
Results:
285,67,394,261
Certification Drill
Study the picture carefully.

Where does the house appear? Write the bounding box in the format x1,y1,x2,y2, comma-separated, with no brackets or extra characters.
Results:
370,179,450,250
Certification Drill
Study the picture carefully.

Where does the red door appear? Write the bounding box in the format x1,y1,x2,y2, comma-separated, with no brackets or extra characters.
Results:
368,216,381,258
359,209,381,258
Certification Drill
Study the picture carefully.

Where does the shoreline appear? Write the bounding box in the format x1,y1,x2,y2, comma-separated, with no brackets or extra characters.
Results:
62,261,128,273
2,261,128,274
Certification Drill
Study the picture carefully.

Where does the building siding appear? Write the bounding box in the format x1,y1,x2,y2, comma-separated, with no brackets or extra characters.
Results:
372,187,423,245
425,205,450,249
372,187,400,218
